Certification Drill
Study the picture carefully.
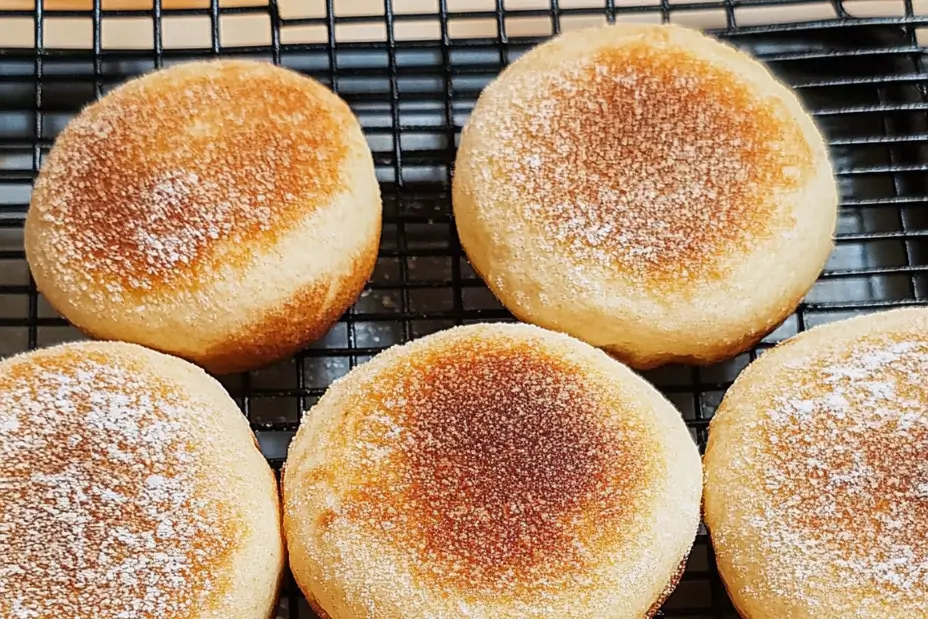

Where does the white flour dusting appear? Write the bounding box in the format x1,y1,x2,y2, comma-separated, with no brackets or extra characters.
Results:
0,351,227,618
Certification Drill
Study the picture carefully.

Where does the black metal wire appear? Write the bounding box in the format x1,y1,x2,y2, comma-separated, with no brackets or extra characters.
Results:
25,0,43,352
438,0,466,327
2,1,928,617
209,0,221,55
152,0,164,68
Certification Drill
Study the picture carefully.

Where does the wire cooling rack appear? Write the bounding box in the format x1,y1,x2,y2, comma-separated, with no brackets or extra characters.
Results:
2,0,928,617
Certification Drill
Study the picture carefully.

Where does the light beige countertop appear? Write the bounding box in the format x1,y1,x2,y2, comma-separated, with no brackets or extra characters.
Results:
0,0,923,49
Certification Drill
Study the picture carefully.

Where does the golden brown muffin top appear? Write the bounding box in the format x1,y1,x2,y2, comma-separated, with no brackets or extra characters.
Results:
463,32,815,285
707,313,928,612
749,335,928,602
328,331,659,599
28,60,352,301
0,345,240,618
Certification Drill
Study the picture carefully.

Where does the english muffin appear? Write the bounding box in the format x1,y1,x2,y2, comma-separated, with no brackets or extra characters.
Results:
0,341,284,618
284,323,702,618
453,24,836,368
705,308,928,618
26,60,381,374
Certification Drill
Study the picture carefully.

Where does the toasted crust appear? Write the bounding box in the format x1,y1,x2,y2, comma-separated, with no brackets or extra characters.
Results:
283,323,702,618
29,60,349,292
646,552,691,618
453,24,836,368
25,60,381,374
193,238,379,375
0,341,284,619
704,308,928,618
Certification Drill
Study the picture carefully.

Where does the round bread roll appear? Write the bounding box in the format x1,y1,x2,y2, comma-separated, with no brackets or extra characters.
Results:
283,322,702,618
0,341,284,619
704,308,928,618
453,24,837,369
25,59,381,374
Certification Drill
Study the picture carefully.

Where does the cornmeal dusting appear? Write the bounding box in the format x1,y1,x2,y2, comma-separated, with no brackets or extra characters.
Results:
0,349,230,618
28,60,349,302
721,338,928,611
461,41,813,283
329,335,656,599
